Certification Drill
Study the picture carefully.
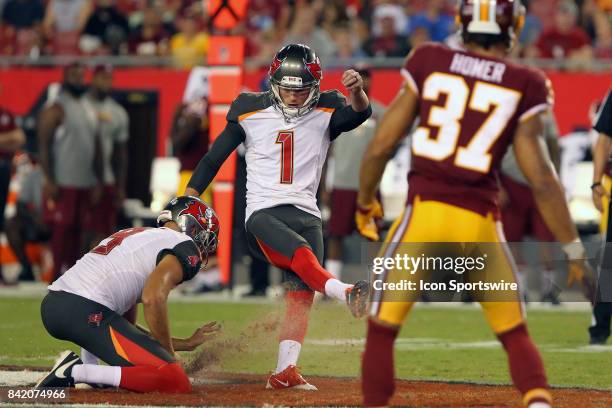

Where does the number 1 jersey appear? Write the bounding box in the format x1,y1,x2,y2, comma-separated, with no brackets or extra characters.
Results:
403,43,553,217
228,91,350,222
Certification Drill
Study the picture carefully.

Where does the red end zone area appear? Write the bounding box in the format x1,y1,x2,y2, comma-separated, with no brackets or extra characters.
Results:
2,371,611,407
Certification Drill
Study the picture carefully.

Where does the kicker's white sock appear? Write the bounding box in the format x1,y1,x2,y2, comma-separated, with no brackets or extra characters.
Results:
275,340,301,374
324,259,343,279
72,364,121,387
324,278,351,302
80,348,99,365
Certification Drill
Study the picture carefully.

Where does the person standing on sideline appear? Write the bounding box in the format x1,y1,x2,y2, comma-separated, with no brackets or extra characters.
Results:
37,62,103,281
590,88,612,345
82,64,129,250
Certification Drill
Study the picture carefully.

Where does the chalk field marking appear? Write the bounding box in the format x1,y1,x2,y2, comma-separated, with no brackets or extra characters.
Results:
306,338,612,353
307,338,500,350
0,370,41,386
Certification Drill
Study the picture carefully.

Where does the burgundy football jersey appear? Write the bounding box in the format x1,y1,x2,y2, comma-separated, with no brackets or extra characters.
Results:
403,43,553,217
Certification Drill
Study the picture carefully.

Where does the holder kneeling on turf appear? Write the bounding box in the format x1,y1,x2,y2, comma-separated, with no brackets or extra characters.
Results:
36,196,220,393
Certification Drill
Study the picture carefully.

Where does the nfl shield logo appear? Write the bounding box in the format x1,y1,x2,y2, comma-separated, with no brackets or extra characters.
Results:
88,312,104,327
187,255,200,267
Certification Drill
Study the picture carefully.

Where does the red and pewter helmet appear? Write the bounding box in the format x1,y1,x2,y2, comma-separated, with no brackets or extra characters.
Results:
457,0,525,49
157,196,219,260
268,44,322,121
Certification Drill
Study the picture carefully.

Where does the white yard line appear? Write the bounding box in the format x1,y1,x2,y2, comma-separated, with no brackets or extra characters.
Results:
0,356,54,363
0,370,42,386
307,338,612,353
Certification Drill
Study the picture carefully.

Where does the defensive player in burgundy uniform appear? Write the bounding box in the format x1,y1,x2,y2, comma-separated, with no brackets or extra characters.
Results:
36,196,220,393
185,44,371,390
356,1,594,407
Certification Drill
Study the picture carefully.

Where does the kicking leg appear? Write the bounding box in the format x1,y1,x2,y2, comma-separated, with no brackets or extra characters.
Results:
246,208,363,304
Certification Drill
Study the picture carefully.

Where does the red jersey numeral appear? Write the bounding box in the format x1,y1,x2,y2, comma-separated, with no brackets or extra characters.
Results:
91,227,147,255
276,131,294,184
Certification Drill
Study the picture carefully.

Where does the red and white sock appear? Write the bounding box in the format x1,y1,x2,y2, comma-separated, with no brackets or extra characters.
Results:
275,340,301,373
72,364,121,387
324,278,352,301
275,291,312,373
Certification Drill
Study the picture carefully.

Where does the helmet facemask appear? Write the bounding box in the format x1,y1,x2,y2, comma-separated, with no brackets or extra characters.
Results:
270,80,320,122
268,44,323,123
157,196,220,269
177,212,218,268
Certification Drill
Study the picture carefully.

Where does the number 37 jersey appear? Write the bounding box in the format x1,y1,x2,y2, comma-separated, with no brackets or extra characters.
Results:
403,43,553,216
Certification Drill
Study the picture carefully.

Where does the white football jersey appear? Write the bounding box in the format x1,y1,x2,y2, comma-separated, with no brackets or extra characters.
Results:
231,91,348,222
49,227,201,314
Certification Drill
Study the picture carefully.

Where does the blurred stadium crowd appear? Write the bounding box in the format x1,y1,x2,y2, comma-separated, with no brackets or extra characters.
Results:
1,0,612,67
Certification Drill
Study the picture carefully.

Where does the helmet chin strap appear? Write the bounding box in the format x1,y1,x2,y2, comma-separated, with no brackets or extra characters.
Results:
270,84,320,122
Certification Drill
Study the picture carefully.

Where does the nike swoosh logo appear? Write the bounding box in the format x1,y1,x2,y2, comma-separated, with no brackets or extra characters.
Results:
275,380,290,387
56,357,79,379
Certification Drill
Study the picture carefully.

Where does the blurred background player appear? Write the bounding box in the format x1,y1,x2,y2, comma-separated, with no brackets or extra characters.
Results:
184,44,371,390
590,88,612,345
0,96,26,284
235,142,271,298
357,1,595,407
82,64,129,250
36,196,220,393
324,67,385,280
5,154,50,282
37,62,102,281
499,111,561,304
170,86,222,294
170,90,211,203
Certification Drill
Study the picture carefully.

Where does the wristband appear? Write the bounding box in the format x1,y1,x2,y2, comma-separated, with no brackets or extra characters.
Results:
591,182,602,189
562,238,586,260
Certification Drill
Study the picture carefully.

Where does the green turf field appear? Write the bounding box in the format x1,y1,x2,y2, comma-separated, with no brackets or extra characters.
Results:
1,297,608,389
